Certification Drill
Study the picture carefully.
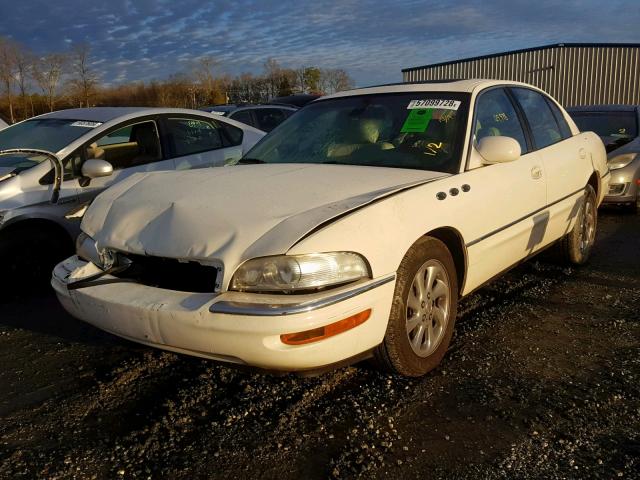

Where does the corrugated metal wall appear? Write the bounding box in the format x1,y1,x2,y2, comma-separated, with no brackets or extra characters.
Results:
402,45,640,106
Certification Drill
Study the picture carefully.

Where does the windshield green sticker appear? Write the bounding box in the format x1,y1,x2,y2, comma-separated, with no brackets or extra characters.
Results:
401,108,432,133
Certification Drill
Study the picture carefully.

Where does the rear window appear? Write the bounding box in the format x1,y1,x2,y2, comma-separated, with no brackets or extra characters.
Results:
0,118,99,152
570,111,638,139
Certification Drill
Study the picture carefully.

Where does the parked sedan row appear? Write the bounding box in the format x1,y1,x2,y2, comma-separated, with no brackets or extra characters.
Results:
0,107,264,286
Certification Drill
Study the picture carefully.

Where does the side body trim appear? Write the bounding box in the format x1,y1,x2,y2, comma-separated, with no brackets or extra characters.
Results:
466,187,585,247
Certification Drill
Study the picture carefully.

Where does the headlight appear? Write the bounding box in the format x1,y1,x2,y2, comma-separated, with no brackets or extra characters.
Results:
230,252,370,293
608,153,637,170
76,232,114,270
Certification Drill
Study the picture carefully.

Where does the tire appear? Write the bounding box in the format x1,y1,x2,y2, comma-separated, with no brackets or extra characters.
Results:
557,185,597,265
374,236,458,377
0,225,73,294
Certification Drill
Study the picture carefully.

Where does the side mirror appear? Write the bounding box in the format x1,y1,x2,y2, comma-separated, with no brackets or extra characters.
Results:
81,159,113,179
477,136,521,164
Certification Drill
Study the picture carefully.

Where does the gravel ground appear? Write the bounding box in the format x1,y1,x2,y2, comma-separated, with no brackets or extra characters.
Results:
0,210,638,480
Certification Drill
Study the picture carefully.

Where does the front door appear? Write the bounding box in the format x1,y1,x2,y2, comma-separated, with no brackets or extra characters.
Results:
75,118,175,205
458,87,548,294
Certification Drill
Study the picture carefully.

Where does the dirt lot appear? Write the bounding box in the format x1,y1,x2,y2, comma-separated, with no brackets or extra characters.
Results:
1,210,638,480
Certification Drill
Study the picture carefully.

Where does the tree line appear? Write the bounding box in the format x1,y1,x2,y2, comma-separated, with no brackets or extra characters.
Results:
0,37,354,124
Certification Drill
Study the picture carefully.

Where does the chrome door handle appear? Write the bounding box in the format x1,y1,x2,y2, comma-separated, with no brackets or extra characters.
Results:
531,166,543,179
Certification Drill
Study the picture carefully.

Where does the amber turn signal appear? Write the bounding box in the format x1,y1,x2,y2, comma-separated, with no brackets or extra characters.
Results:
280,309,372,345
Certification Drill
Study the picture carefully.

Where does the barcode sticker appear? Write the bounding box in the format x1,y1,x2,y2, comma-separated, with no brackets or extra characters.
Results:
407,99,460,110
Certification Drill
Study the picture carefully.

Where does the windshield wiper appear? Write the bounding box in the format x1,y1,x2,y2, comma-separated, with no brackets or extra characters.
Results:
237,158,265,164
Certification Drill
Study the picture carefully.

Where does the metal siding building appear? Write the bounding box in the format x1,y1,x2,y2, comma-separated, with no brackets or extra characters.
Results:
402,43,640,107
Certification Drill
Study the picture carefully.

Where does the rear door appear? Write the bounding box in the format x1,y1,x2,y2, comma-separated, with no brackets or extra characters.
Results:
510,87,587,241
161,115,245,169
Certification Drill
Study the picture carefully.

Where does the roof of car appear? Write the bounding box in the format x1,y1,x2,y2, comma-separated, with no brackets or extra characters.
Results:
200,104,296,114
566,104,639,113
319,79,527,100
268,94,321,107
36,107,209,123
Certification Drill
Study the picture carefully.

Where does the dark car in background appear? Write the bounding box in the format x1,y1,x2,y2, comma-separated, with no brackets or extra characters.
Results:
199,104,297,132
268,93,321,107
567,105,640,212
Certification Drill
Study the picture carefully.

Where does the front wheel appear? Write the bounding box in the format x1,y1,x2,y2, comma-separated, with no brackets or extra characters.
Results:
374,236,458,377
0,226,73,295
558,185,597,265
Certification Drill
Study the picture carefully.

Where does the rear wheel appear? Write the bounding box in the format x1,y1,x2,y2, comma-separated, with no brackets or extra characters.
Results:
558,185,597,265
374,237,458,377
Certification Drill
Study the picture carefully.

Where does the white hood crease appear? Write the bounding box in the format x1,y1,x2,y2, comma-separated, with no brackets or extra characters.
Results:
81,164,446,283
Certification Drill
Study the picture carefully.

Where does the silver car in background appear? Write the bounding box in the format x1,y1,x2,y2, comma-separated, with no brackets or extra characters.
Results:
568,105,640,212
0,107,264,288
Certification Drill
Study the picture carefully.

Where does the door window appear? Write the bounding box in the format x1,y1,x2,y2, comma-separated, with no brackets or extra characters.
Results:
165,118,223,157
511,88,563,149
254,108,287,132
229,110,255,128
545,98,573,139
220,122,244,147
473,88,528,154
90,121,161,170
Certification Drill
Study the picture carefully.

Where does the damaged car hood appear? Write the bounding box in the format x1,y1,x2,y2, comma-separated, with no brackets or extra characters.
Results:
82,163,446,273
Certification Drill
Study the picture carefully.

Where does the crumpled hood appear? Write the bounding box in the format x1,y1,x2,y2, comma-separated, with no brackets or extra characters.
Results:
82,163,445,272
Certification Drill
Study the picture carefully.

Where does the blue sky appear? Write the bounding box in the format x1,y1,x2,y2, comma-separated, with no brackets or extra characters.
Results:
0,0,639,87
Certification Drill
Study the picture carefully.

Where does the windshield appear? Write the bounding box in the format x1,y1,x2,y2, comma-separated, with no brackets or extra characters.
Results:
570,111,638,140
0,151,55,178
0,118,99,153
244,92,470,173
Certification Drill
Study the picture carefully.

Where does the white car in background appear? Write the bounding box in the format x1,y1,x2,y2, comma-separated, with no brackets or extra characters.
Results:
0,107,264,287
53,80,608,377
0,117,8,130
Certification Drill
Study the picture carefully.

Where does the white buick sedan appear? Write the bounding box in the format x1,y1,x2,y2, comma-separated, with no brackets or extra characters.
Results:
53,80,609,377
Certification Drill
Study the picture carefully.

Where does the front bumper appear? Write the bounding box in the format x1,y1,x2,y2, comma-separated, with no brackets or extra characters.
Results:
52,256,396,371
602,169,639,205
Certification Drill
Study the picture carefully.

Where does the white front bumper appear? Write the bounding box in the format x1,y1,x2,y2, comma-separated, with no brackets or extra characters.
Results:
52,256,395,371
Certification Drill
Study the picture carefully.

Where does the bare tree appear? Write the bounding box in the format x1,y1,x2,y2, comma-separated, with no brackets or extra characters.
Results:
14,46,34,120
192,56,219,105
320,68,354,94
262,58,296,99
0,37,18,123
295,66,306,94
69,43,98,107
263,58,281,99
33,53,67,112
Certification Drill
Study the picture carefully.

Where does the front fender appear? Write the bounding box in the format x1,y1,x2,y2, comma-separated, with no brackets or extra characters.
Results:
286,180,464,281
